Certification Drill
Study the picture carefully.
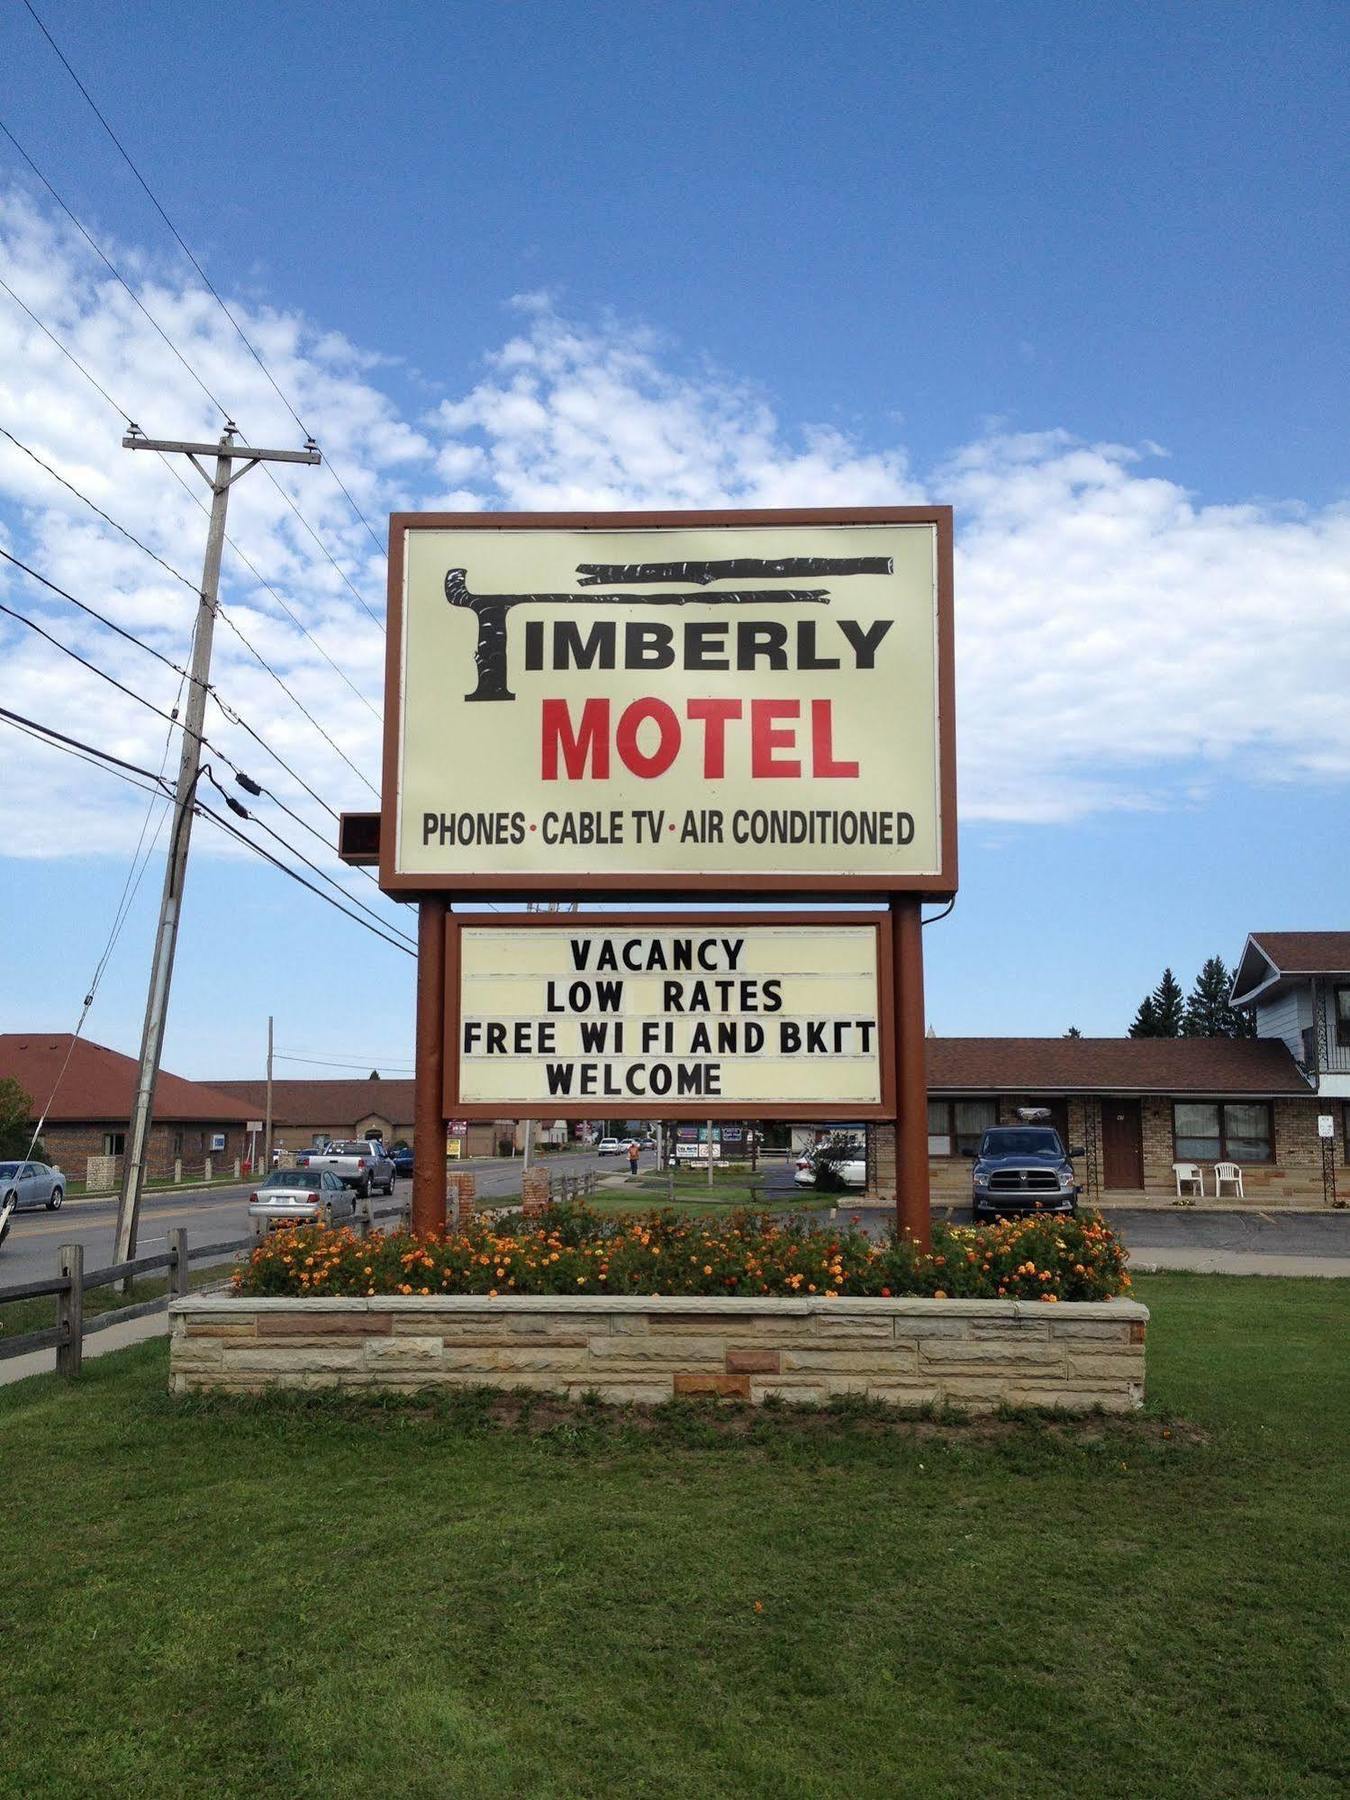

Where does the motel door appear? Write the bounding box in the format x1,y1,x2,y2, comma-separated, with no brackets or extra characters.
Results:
1101,1099,1144,1189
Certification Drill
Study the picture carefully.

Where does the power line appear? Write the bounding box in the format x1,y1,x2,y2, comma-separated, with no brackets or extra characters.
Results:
1,107,385,629
0,705,169,800
195,798,415,958
0,595,187,728
0,114,232,421
202,766,415,948
0,409,380,794
0,701,413,958
0,413,380,719
14,4,391,564
0,272,131,420
0,424,201,594
274,1053,414,1072
0,543,187,672
0,561,383,906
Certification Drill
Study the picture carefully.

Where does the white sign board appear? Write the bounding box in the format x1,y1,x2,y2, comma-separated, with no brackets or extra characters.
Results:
451,920,886,1117
1317,1114,1335,1139
385,510,955,896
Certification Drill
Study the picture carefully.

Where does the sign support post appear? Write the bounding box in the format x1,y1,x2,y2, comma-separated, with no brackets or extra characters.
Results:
413,897,448,1237
893,898,932,1249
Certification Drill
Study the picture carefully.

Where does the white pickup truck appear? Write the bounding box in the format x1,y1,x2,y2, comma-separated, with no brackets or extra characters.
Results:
298,1138,395,1198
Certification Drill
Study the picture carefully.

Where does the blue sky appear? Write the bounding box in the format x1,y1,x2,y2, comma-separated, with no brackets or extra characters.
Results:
1,0,1347,1080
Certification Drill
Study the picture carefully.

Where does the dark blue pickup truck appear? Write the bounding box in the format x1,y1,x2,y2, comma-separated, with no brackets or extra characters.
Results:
968,1125,1083,1223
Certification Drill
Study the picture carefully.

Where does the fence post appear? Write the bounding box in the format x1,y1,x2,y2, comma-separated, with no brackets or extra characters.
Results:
168,1227,190,1300
174,1157,182,1184
204,1156,213,1182
56,1243,83,1377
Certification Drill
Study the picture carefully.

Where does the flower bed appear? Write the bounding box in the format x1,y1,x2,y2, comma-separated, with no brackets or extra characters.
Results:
175,1209,1145,1412
233,1205,1131,1305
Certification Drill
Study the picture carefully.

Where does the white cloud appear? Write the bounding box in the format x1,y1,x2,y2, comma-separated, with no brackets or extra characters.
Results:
2,185,1348,878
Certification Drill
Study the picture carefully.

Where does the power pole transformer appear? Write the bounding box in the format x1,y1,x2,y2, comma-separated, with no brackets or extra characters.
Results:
113,426,321,1271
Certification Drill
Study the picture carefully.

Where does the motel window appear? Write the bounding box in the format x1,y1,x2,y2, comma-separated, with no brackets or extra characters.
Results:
927,1099,997,1157
103,1131,125,1156
1173,1101,1273,1165
1336,986,1350,1049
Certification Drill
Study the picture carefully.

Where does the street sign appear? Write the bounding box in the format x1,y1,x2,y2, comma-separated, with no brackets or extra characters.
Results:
382,508,955,897
447,912,891,1119
1318,1114,1335,1139
246,1120,263,1132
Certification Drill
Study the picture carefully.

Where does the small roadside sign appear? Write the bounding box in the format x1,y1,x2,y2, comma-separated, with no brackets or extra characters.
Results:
1317,1115,1335,1139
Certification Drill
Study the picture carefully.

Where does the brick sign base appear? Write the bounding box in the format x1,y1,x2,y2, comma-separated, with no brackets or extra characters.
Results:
169,1295,1148,1412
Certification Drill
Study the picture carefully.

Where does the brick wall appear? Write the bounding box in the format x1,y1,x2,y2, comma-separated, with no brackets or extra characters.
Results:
170,1293,1150,1412
40,1121,241,1186
864,1096,1336,1206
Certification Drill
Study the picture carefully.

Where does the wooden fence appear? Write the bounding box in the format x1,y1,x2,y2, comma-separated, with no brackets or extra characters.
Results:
0,1198,410,1377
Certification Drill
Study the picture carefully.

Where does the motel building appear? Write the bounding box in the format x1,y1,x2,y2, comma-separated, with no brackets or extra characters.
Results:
864,931,1349,1208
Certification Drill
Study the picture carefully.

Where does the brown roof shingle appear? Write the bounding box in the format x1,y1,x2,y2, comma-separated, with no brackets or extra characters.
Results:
926,1036,1308,1095
0,1035,254,1123
1246,933,1350,975
210,1078,415,1127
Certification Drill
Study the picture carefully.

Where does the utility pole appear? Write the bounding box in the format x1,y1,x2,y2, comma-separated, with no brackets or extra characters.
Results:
113,427,321,1269
264,1014,275,1171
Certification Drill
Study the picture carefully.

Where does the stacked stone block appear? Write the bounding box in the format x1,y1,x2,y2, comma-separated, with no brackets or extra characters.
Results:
170,1294,1149,1412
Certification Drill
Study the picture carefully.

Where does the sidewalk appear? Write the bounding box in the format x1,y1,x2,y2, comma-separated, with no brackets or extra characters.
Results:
0,1308,169,1385
1128,1248,1350,1278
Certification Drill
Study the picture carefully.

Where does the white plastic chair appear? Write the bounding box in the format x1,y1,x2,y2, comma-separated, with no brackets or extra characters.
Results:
1172,1162,1204,1199
1213,1161,1244,1199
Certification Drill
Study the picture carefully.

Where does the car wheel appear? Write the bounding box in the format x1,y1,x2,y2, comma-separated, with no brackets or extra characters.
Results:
47,1186,63,1211
4,1189,18,1211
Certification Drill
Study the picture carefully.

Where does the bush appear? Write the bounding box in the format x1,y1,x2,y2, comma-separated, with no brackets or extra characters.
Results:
235,1205,1130,1304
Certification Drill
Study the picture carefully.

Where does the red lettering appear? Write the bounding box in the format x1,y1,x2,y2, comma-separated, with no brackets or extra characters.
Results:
686,698,742,778
541,698,610,779
750,699,800,778
810,699,859,778
616,698,680,778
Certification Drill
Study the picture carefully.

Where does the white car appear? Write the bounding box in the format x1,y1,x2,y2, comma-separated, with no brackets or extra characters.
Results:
596,1138,621,1156
0,1159,66,1211
248,1167,357,1233
793,1149,867,1190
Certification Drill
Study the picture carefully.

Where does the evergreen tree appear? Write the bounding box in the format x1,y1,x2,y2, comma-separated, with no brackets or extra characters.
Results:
1151,967,1185,1037
1064,1025,1083,1038
1183,955,1257,1038
1128,993,1160,1038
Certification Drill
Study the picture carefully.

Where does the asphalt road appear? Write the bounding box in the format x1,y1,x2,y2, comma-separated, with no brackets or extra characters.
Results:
3,1153,1347,1287
0,1147,629,1287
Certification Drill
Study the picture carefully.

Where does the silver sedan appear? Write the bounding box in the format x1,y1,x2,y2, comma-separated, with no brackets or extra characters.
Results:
0,1159,66,1211
247,1167,357,1234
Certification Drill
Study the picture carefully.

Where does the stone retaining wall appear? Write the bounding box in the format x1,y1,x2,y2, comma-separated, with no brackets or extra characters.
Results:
169,1295,1149,1412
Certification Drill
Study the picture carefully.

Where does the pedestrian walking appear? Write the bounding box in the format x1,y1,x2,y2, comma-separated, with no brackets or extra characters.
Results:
628,1140,640,1178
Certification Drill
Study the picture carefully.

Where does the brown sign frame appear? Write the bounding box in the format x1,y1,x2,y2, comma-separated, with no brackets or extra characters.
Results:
442,909,896,1121
380,507,957,900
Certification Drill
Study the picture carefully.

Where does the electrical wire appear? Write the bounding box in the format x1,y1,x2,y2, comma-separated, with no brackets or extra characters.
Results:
0,418,379,802
195,799,414,957
0,595,187,729
0,703,413,957
12,10,391,563
0,272,130,420
0,287,383,801
202,766,415,947
274,1053,414,1072
0,544,187,672
0,424,201,594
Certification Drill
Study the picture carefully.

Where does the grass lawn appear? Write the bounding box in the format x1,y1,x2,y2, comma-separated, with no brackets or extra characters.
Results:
585,1162,831,1215
0,1274,1346,1798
